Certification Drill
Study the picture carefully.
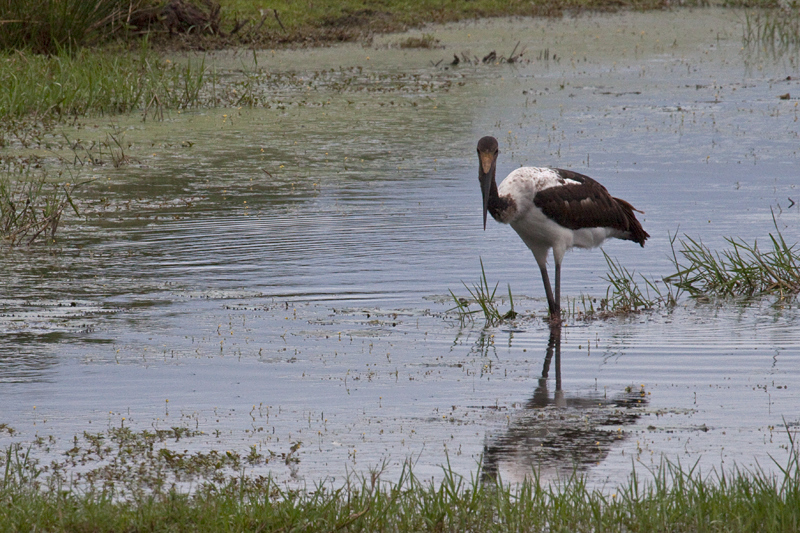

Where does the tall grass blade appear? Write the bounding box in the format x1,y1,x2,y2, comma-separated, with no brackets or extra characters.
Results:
666,214,800,299
448,258,517,326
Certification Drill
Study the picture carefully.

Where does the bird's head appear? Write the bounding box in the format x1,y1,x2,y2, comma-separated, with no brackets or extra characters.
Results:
477,136,499,230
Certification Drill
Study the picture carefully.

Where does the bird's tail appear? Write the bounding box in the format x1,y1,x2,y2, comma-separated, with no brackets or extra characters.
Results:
614,197,650,247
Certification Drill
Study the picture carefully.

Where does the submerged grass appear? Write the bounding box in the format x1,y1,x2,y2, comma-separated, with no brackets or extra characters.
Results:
667,214,800,299
2,429,800,532
742,3,800,53
0,159,84,246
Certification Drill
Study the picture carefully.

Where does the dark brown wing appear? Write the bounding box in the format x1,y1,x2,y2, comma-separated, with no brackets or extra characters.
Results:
533,169,649,246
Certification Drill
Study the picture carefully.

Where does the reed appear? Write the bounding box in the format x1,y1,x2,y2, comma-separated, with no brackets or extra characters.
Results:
666,214,800,299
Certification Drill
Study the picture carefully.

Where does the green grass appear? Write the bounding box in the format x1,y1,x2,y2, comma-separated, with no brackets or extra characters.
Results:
397,33,442,49
1,0,794,58
449,259,517,326
601,250,680,315
0,45,209,122
454,215,798,322
4,0,734,55
666,214,800,299
2,430,800,532
450,252,681,325
0,1,792,125
0,0,154,54
217,0,701,42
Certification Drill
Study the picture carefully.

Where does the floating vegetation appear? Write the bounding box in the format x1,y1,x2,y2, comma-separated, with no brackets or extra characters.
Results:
445,41,527,67
2,429,800,531
0,426,304,500
397,33,441,49
667,215,800,299
449,259,516,326
0,160,84,246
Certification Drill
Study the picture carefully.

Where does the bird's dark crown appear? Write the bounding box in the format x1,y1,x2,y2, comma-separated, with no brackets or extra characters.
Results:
477,136,499,154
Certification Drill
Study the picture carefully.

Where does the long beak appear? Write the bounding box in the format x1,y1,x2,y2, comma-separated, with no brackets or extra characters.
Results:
479,152,496,230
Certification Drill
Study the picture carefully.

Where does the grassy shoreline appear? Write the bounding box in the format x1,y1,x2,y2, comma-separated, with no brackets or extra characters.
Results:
1,1,795,125
0,0,753,54
110,0,800,51
3,438,800,532
172,0,694,50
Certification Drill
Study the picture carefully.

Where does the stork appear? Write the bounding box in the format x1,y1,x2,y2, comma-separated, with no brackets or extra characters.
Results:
477,136,649,323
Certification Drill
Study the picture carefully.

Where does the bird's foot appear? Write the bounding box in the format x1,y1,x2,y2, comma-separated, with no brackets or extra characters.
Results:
547,311,562,328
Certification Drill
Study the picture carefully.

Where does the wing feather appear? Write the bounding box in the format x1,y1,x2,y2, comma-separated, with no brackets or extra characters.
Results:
533,169,649,246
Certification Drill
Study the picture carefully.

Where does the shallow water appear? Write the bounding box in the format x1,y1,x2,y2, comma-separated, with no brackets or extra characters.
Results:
1,9,799,490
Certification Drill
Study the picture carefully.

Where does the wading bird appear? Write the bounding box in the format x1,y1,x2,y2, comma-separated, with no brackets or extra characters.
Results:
477,136,649,323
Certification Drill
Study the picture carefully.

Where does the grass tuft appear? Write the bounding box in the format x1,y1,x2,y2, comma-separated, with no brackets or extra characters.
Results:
601,250,680,315
396,33,441,49
0,0,154,54
0,46,210,122
666,213,800,299
448,258,516,326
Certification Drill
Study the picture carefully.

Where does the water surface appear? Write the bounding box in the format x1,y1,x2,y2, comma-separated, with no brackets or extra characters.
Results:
1,8,799,490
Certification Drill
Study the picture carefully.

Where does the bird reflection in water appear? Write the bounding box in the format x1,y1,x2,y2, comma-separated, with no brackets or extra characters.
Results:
481,325,648,484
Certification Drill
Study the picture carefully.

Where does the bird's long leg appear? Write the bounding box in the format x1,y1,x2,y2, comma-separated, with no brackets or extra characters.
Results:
554,260,561,319
538,264,557,318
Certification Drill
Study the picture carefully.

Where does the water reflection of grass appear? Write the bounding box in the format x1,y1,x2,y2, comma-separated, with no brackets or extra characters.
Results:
2,428,800,531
